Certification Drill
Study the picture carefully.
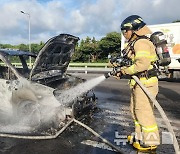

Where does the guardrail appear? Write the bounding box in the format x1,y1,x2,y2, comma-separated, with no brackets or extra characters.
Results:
68,63,111,74
0,62,24,68
0,62,112,74
0,62,109,67
69,63,109,68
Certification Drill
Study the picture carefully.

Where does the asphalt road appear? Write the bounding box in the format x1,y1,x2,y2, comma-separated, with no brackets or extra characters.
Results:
0,73,179,154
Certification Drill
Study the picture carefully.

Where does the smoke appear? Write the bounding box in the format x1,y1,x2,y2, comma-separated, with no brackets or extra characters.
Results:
0,78,66,134
0,75,106,134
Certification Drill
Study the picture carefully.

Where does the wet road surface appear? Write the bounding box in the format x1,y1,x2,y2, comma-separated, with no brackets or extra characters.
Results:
0,73,179,154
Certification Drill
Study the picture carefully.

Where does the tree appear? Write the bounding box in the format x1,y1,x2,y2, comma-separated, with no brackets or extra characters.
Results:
31,42,45,53
72,40,84,62
72,37,100,62
78,38,92,62
172,20,180,23
88,37,101,62
37,41,45,52
17,44,28,51
78,37,101,62
99,32,121,60
0,32,122,63
0,44,14,49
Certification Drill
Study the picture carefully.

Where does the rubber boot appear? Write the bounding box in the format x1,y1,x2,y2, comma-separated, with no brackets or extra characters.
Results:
133,141,157,151
127,135,134,143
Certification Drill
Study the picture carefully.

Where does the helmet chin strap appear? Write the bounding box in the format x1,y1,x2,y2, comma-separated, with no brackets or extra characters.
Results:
128,31,137,42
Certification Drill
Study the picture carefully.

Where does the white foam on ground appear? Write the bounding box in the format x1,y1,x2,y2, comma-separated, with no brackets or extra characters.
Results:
0,75,106,134
81,140,114,151
0,78,65,133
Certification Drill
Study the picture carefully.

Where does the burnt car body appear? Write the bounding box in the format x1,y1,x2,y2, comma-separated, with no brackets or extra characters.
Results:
0,34,96,131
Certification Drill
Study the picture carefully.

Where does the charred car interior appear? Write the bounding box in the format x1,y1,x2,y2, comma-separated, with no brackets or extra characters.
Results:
0,34,96,133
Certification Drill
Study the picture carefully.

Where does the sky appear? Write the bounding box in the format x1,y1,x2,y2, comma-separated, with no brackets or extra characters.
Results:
0,0,179,45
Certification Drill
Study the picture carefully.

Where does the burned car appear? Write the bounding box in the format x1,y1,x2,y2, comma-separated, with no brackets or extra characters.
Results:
0,34,96,133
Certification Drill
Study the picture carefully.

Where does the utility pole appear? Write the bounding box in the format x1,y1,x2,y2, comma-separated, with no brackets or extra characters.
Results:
20,10,32,68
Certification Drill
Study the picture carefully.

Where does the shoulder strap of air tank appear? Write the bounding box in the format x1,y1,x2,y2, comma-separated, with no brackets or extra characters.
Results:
122,35,150,56
130,35,151,54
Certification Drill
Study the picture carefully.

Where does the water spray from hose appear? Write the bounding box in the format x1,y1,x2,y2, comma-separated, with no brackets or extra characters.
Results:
55,75,106,105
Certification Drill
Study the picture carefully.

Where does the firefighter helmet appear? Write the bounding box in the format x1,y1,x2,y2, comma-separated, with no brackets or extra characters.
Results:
121,15,146,31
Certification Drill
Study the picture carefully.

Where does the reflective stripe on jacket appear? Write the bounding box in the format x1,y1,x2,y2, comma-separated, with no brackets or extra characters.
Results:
121,39,158,87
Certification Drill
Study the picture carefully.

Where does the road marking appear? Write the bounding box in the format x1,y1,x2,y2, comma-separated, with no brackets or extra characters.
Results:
81,140,114,151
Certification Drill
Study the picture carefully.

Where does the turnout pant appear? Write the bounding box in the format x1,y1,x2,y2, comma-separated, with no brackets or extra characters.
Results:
130,83,160,145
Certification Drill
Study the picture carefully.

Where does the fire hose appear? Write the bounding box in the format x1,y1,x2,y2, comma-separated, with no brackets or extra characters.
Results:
105,53,180,153
131,75,180,154
0,118,124,153
0,73,179,153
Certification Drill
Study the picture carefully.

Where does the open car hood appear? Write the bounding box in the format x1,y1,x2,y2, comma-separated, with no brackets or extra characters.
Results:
30,34,79,80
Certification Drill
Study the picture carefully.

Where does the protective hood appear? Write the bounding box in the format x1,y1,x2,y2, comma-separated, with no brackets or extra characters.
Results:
30,34,79,80
135,25,152,36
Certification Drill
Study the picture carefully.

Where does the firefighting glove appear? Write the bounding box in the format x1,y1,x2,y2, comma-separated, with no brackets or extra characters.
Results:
108,61,119,68
112,71,122,80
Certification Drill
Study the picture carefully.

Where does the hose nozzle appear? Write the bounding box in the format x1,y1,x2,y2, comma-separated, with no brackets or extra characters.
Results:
104,72,112,79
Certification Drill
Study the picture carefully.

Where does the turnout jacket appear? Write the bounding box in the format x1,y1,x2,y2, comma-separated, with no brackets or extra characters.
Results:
121,38,158,87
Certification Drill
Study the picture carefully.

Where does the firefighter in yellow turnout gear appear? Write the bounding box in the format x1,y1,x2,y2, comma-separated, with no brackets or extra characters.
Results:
119,15,160,151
